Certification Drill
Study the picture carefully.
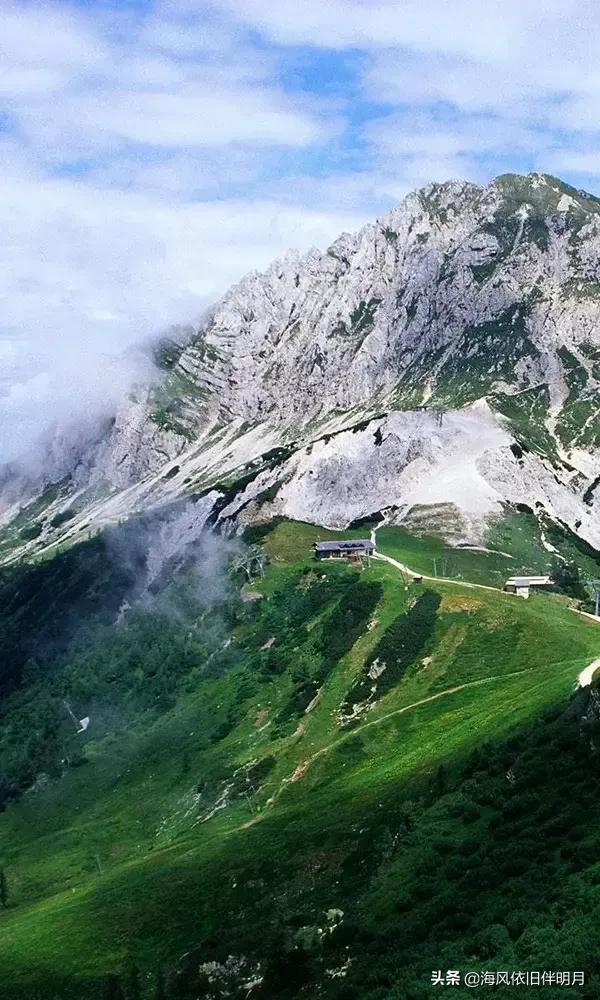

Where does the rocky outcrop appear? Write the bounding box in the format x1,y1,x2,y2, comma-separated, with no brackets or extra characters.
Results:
147,173,600,442
2,172,600,560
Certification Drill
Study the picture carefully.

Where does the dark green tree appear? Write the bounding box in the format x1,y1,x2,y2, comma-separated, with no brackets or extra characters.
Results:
0,868,7,908
154,966,167,1000
102,974,125,1000
551,559,586,600
434,763,447,796
125,964,142,1000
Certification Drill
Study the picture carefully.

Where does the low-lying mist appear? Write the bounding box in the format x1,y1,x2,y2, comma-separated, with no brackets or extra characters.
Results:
0,498,240,699
0,498,249,810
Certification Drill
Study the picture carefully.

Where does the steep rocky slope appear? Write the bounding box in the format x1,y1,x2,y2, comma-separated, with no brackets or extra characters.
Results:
2,172,600,559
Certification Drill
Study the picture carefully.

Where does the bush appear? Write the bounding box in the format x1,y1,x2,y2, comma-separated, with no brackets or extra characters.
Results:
50,509,76,528
551,559,587,600
19,523,42,540
344,589,441,709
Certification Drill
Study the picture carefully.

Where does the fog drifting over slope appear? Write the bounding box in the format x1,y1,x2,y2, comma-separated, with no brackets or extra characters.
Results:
0,161,360,467
0,1,364,468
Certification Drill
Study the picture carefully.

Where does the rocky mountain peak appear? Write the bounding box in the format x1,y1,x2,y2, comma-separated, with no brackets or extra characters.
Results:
1,172,599,561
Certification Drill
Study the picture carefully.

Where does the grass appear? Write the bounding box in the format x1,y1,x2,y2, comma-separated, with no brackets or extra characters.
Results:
0,518,599,997
251,517,375,568
375,524,514,586
375,511,600,594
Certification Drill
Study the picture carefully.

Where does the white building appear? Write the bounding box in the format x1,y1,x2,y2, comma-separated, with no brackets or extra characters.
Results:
504,575,553,598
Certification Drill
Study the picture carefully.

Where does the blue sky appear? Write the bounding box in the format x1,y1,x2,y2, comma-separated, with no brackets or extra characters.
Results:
2,0,600,459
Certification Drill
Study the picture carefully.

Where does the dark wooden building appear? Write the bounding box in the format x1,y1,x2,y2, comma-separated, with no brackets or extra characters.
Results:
314,539,374,561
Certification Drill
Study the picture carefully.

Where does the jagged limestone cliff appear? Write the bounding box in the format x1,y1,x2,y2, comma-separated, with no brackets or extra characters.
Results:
2,172,599,559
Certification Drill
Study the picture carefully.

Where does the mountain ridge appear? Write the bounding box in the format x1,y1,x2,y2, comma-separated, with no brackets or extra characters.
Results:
1,171,600,561
3,173,600,999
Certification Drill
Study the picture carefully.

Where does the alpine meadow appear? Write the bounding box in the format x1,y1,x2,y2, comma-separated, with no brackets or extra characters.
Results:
0,0,600,988
1,166,600,1000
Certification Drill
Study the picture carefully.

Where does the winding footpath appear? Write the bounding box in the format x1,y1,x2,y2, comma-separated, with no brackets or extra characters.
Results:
369,518,600,692
242,524,600,830
372,548,503,594
249,671,527,822
369,519,504,594
370,518,600,606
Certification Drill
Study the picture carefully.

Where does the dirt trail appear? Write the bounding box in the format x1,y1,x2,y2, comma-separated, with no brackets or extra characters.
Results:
373,550,503,594
371,519,600,612
257,652,600,824
370,515,504,594
305,669,529,761
255,670,530,820
577,657,600,688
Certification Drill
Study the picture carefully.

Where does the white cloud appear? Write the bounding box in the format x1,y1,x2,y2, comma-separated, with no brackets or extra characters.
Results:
3,0,600,467
1,2,109,75
17,83,333,157
2,2,334,159
365,112,542,160
218,0,600,156
362,51,544,117
215,0,591,76
544,149,600,176
0,1,350,462
212,0,520,59
0,151,363,463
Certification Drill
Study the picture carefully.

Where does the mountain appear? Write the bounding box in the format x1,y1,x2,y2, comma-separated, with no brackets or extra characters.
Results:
2,173,600,999
2,172,600,563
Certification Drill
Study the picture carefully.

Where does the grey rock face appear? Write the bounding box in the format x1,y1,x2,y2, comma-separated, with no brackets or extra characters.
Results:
2,173,600,560
160,174,600,435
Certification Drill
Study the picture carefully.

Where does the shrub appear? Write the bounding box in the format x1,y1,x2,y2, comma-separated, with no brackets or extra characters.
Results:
344,589,441,709
18,523,42,541
50,509,76,528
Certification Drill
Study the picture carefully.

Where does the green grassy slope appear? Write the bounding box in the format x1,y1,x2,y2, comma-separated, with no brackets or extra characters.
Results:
0,519,599,998
376,510,600,600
